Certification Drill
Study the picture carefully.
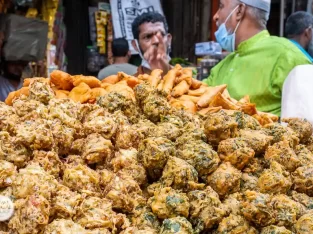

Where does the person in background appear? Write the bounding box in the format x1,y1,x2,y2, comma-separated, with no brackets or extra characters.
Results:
131,12,172,76
285,11,313,63
203,0,310,116
98,38,138,80
0,59,28,102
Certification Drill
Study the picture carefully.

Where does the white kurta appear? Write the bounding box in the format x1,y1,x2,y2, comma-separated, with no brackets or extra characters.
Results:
282,65,313,124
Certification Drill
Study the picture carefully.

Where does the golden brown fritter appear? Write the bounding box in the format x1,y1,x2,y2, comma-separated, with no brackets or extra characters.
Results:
160,217,194,234
50,119,75,156
260,225,292,234
98,168,115,188
204,110,238,146
63,164,101,196
97,92,141,124
263,123,299,148
153,122,182,141
305,136,313,153
291,191,313,211
223,192,243,216
50,185,82,219
292,166,313,196
8,194,50,234
0,102,20,133
88,228,111,234
12,163,58,200
218,138,255,170
131,206,160,232
188,186,226,232
148,187,190,219
216,214,258,234
83,114,117,140
295,212,313,234
239,129,273,155
230,111,261,130
176,139,220,178
270,194,305,227
264,141,300,172
0,160,16,188
243,157,266,177
282,118,313,144
64,155,85,166
258,161,292,194
32,150,63,178
240,173,259,192
74,196,130,232
173,109,203,129
82,133,113,164
103,174,144,213
295,144,313,167
16,119,54,151
134,83,154,104
43,219,86,234
110,149,147,186
175,123,207,143
155,157,204,193
207,162,242,198
29,79,55,104
241,190,275,227
12,97,49,121
120,227,158,234
138,137,175,181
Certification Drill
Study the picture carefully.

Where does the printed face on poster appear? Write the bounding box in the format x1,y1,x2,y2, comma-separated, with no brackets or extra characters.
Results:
110,0,164,54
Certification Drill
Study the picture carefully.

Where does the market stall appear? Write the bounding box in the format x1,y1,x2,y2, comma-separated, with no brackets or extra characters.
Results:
1,65,313,233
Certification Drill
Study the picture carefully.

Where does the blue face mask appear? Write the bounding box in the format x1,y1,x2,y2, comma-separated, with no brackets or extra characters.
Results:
215,5,242,52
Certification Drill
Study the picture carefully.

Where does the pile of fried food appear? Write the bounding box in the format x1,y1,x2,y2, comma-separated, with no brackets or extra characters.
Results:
2,76,313,234
5,66,278,126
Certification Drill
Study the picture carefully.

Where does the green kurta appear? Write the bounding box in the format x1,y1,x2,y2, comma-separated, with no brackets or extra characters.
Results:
203,30,310,116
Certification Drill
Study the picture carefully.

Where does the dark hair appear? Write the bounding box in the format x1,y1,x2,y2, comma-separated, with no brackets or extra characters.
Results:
286,11,313,37
112,38,129,57
131,12,168,40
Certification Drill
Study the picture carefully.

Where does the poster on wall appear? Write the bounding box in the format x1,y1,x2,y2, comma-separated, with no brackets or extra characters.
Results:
110,0,164,54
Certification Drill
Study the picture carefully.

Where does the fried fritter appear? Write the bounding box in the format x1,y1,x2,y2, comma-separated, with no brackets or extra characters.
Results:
292,166,313,196
16,119,54,151
241,190,275,227
138,137,175,181
218,138,255,170
149,187,190,219
0,160,16,188
295,212,313,234
73,75,101,88
264,140,300,172
12,163,58,200
63,164,101,196
134,83,154,104
243,157,266,177
83,115,117,140
204,110,238,146
207,162,242,197
216,214,258,234
258,161,292,194
29,79,55,104
176,139,220,178
282,118,313,144
82,133,113,164
43,219,86,234
8,194,50,234
264,123,299,148
103,174,143,213
74,196,130,232
153,122,182,141
50,185,82,219
32,150,63,178
305,136,313,153
239,129,273,155
240,173,259,192
130,206,160,232
160,217,194,234
295,144,313,167
50,119,75,155
188,186,226,232
155,157,204,193
223,192,243,216
260,225,292,234
50,70,74,90
111,149,147,186
0,102,20,133
142,91,171,123
231,111,261,130
120,227,158,234
291,191,313,211
12,97,48,121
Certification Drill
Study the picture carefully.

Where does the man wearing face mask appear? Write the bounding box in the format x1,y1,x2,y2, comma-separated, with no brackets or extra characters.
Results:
131,12,172,76
285,11,313,63
203,0,310,116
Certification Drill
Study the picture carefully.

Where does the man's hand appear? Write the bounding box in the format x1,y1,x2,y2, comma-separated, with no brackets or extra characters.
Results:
143,32,170,73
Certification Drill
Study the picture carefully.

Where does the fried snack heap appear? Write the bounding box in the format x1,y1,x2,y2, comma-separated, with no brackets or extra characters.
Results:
2,75,313,234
